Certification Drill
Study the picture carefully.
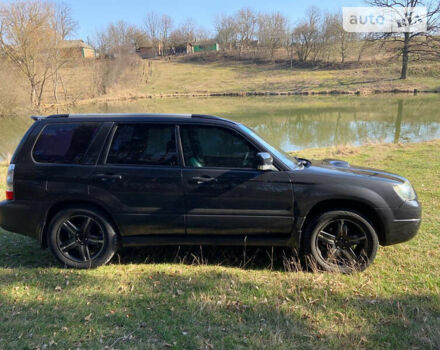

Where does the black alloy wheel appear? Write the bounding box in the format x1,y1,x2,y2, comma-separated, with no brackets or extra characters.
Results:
57,215,105,263
304,210,379,273
48,207,118,268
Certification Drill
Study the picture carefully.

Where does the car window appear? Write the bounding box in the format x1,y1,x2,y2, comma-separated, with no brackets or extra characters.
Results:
107,124,177,166
181,125,258,168
33,123,99,164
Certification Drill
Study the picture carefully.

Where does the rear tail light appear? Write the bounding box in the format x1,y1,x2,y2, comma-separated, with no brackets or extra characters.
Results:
5,164,15,200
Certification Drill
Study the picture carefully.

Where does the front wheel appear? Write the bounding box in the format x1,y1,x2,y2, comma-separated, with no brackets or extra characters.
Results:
47,207,118,268
302,210,379,273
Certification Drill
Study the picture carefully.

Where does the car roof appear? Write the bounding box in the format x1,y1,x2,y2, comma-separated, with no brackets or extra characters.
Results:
31,113,237,125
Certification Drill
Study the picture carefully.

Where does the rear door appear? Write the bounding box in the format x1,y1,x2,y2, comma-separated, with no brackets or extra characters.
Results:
89,123,184,236
179,124,294,235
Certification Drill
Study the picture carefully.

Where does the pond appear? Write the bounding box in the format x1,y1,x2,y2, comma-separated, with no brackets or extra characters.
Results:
0,94,439,161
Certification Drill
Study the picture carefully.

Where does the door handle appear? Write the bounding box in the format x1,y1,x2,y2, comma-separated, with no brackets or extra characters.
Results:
191,176,217,184
94,174,122,181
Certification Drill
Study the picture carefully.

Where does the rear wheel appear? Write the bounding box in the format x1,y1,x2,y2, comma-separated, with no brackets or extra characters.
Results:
47,207,118,268
302,210,379,273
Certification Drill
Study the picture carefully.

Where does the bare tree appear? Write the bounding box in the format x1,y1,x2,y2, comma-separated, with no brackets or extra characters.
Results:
145,12,174,54
169,19,204,47
286,29,296,68
236,8,257,57
131,27,151,50
258,12,288,60
291,7,322,62
215,14,238,50
95,21,144,58
92,22,145,95
325,13,358,63
55,2,77,40
366,0,440,79
51,2,77,102
145,11,160,45
159,14,173,54
0,0,64,108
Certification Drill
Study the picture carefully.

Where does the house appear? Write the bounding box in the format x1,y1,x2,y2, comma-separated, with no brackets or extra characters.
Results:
170,43,194,55
137,46,158,59
136,42,164,59
192,40,220,52
59,40,95,58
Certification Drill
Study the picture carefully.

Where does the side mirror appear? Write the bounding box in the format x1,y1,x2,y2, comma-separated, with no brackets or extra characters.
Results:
257,152,277,171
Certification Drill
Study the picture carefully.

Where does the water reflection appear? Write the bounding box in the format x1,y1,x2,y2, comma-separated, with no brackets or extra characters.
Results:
394,100,403,144
0,95,439,161
238,99,440,151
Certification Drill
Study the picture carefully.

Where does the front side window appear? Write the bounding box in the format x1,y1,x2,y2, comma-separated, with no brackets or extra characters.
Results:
181,125,258,168
238,124,299,170
107,124,177,166
33,123,99,164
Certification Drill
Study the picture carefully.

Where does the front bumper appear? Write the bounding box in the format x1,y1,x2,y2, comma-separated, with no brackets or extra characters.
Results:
384,200,421,245
385,218,421,245
0,200,44,239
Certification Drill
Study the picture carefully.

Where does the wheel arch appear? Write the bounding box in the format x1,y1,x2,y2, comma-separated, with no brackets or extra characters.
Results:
299,199,386,246
40,200,119,248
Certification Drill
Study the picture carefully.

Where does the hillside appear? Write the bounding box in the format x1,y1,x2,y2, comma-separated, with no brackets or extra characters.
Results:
2,52,440,116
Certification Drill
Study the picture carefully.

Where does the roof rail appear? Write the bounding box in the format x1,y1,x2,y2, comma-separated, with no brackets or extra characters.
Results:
31,113,235,122
191,114,235,123
67,113,192,118
46,114,70,118
31,115,45,121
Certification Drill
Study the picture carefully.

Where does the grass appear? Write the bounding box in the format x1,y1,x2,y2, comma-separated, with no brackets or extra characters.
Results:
0,140,439,349
132,57,440,96
47,56,440,109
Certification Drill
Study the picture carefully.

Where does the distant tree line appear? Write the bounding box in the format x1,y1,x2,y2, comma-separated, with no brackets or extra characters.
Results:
92,2,440,75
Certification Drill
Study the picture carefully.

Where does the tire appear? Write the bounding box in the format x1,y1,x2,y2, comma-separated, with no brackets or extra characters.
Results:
47,206,118,269
302,210,379,273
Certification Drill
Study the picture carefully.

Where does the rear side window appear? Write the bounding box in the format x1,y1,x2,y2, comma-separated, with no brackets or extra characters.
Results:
33,123,99,164
106,124,177,166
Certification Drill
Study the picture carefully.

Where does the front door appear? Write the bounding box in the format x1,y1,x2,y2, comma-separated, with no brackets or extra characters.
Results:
90,123,184,236
179,124,294,235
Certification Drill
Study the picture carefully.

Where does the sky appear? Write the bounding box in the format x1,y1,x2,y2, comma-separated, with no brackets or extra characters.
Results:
52,0,366,40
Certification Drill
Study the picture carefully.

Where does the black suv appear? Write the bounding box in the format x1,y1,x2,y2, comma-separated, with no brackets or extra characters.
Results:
0,113,421,272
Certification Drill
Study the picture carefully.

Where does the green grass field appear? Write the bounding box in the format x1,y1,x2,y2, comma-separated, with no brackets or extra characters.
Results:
0,140,439,349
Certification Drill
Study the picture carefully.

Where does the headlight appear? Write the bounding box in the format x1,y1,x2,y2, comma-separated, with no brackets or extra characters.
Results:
393,181,416,201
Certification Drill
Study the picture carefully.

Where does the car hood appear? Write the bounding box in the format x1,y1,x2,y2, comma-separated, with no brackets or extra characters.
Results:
303,158,407,185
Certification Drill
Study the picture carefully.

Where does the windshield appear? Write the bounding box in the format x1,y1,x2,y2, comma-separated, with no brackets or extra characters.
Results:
238,124,299,170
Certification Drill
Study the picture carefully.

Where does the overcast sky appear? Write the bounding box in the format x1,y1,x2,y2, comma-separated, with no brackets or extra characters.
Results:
46,0,366,40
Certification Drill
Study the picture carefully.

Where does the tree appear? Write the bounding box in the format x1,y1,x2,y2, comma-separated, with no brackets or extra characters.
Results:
51,2,77,102
0,0,67,108
366,0,440,79
92,22,145,95
159,14,173,54
215,14,238,50
291,7,323,62
145,12,174,55
236,8,257,57
169,19,208,47
257,12,288,60
95,21,145,58
325,13,358,63
54,2,77,40
144,11,159,43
